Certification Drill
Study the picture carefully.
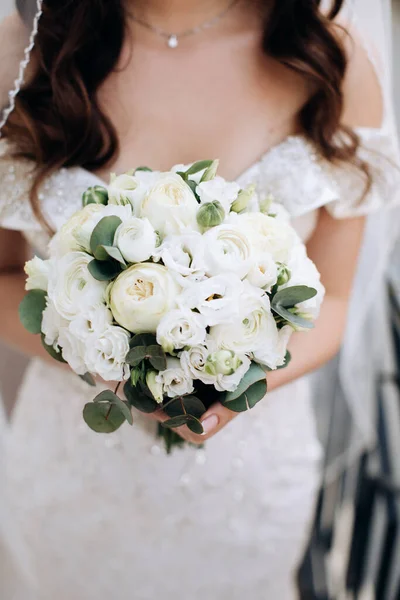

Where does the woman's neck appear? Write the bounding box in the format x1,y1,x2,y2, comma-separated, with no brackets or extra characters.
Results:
128,0,242,32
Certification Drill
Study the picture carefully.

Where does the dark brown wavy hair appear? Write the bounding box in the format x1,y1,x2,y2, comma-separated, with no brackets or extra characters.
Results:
5,0,365,231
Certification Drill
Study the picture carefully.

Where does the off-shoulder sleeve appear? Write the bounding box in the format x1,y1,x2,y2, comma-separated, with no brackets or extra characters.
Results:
324,127,400,219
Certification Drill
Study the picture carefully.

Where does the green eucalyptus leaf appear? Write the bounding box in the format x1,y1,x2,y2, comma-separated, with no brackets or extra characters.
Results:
176,171,188,182
135,166,153,173
146,345,167,371
186,417,204,435
162,414,204,434
185,160,214,176
94,245,126,267
272,285,317,308
89,216,122,255
163,396,206,420
94,390,133,425
19,290,47,334
41,334,66,363
129,333,157,349
124,381,158,413
221,363,267,413
125,346,149,367
83,402,126,433
186,179,201,202
79,372,96,387
88,258,122,281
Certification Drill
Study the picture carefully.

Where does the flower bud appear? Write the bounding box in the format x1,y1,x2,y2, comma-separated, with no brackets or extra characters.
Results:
196,201,225,229
146,370,164,404
231,184,256,213
259,193,274,215
277,264,291,286
200,159,220,182
205,350,243,377
82,185,109,207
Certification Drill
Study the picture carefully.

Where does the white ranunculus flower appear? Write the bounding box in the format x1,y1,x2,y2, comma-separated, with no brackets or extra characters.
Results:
156,308,207,353
57,328,87,375
47,252,107,320
213,353,251,392
209,284,281,369
177,274,242,326
246,254,278,290
229,212,298,264
108,171,162,213
154,232,206,286
114,217,157,264
24,256,50,292
85,325,131,381
253,324,293,370
196,176,240,214
109,263,181,333
156,358,194,398
138,173,199,237
41,299,69,349
49,204,133,257
202,224,254,280
69,304,113,342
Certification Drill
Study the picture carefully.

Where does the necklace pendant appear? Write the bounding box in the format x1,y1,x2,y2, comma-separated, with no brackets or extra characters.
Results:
167,35,179,49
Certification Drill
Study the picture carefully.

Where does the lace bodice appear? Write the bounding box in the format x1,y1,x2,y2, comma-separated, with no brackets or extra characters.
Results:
1,128,399,256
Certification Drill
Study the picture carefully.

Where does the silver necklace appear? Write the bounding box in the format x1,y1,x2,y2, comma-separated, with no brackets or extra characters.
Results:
129,0,240,49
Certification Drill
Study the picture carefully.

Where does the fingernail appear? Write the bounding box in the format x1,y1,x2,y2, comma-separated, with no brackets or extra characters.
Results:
201,414,219,435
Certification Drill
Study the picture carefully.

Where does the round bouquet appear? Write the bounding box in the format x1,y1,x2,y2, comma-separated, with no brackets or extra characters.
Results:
19,159,324,452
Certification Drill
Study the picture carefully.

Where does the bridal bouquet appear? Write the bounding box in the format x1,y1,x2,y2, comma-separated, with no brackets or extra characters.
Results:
19,159,324,451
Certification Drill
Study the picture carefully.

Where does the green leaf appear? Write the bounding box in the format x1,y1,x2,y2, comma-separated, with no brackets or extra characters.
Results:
161,414,204,434
221,363,267,413
129,333,157,349
176,171,188,182
271,285,317,330
163,395,206,420
88,258,122,281
41,334,66,363
89,216,122,256
94,390,133,425
272,285,317,307
135,166,153,173
19,290,47,334
124,381,158,413
185,160,214,176
83,402,126,433
94,245,126,267
125,346,149,367
186,417,204,435
79,372,96,387
157,423,186,454
146,345,167,371
186,179,201,202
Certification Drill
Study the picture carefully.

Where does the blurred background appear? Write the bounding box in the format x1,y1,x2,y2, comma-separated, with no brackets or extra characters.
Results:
0,1,399,599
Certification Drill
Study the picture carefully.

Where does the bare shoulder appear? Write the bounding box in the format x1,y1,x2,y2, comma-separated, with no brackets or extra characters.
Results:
333,17,384,129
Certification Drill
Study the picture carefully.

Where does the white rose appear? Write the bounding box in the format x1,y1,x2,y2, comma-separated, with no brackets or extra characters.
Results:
202,224,254,279
213,353,251,392
114,217,157,263
156,308,207,352
57,327,87,375
49,204,133,257
177,274,242,326
47,252,107,320
229,212,298,264
154,232,206,286
246,254,278,290
156,358,194,398
209,284,281,369
85,325,131,381
196,176,240,214
24,256,50,292
138,173,199,236
180,344,216,385
41,299,69,349
109,263,181,333
69,304,113,342
253,324,293,370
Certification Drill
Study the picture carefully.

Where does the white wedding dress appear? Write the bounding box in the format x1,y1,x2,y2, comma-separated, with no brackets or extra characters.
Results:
1,113,400,598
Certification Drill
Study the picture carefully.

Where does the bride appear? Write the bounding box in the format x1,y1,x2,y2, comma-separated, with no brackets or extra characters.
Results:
0,0,398,598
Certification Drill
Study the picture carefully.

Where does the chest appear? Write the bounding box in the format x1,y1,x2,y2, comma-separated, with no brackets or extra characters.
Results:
95,35,310,180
